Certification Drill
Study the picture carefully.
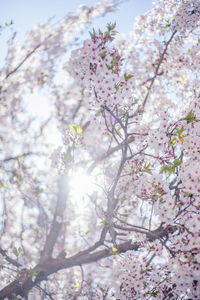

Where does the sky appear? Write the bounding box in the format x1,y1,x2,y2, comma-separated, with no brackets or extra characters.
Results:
0,0,153,66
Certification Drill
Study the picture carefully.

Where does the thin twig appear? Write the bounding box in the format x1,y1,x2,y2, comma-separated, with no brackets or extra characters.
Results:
142,30,177,108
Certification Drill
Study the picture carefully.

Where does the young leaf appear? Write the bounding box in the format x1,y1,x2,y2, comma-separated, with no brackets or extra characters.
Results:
184,110,197,123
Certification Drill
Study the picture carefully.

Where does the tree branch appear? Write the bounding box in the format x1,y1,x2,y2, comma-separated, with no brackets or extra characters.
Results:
142,30,177,108
1,152,33,163
0,247,21,268
0,240,139,299
5,43,42,79
40,175,68,263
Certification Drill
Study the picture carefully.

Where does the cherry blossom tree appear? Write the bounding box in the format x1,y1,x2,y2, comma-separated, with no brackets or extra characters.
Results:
0,0,200,299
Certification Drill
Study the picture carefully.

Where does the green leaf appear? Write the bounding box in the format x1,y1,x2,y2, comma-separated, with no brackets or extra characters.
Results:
69,124,83,136
159,197,166,204
160,164,175,176
111,247,118,254
168,293,174,298
184,110,197,123
16,173,23,182
151,290,159,297
12,247,22,257
106,64,112,70
107,22,116,31
173,159,182,167
176,126,184,135
27,268,37,277
99,52,106,60
119,213,129,217
114,83,119,91
139,108,144,114
160,158,182,176
124,74,134,81
0,180,8,189
89,28,96,39
98,29,103,35
75,279,81,288
161,18,170,29
184,191,190,197
142,162,152,175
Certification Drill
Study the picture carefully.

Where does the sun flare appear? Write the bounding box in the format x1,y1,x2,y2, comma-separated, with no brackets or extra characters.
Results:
69,168,96,202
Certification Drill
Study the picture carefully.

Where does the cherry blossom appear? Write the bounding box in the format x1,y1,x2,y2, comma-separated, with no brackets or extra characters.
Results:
0,0,200,299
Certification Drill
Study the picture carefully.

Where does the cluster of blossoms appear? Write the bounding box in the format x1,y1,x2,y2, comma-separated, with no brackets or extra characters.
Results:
66,23,135,108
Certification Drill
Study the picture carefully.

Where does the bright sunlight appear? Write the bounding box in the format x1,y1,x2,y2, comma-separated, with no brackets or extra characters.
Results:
69,167,96,203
